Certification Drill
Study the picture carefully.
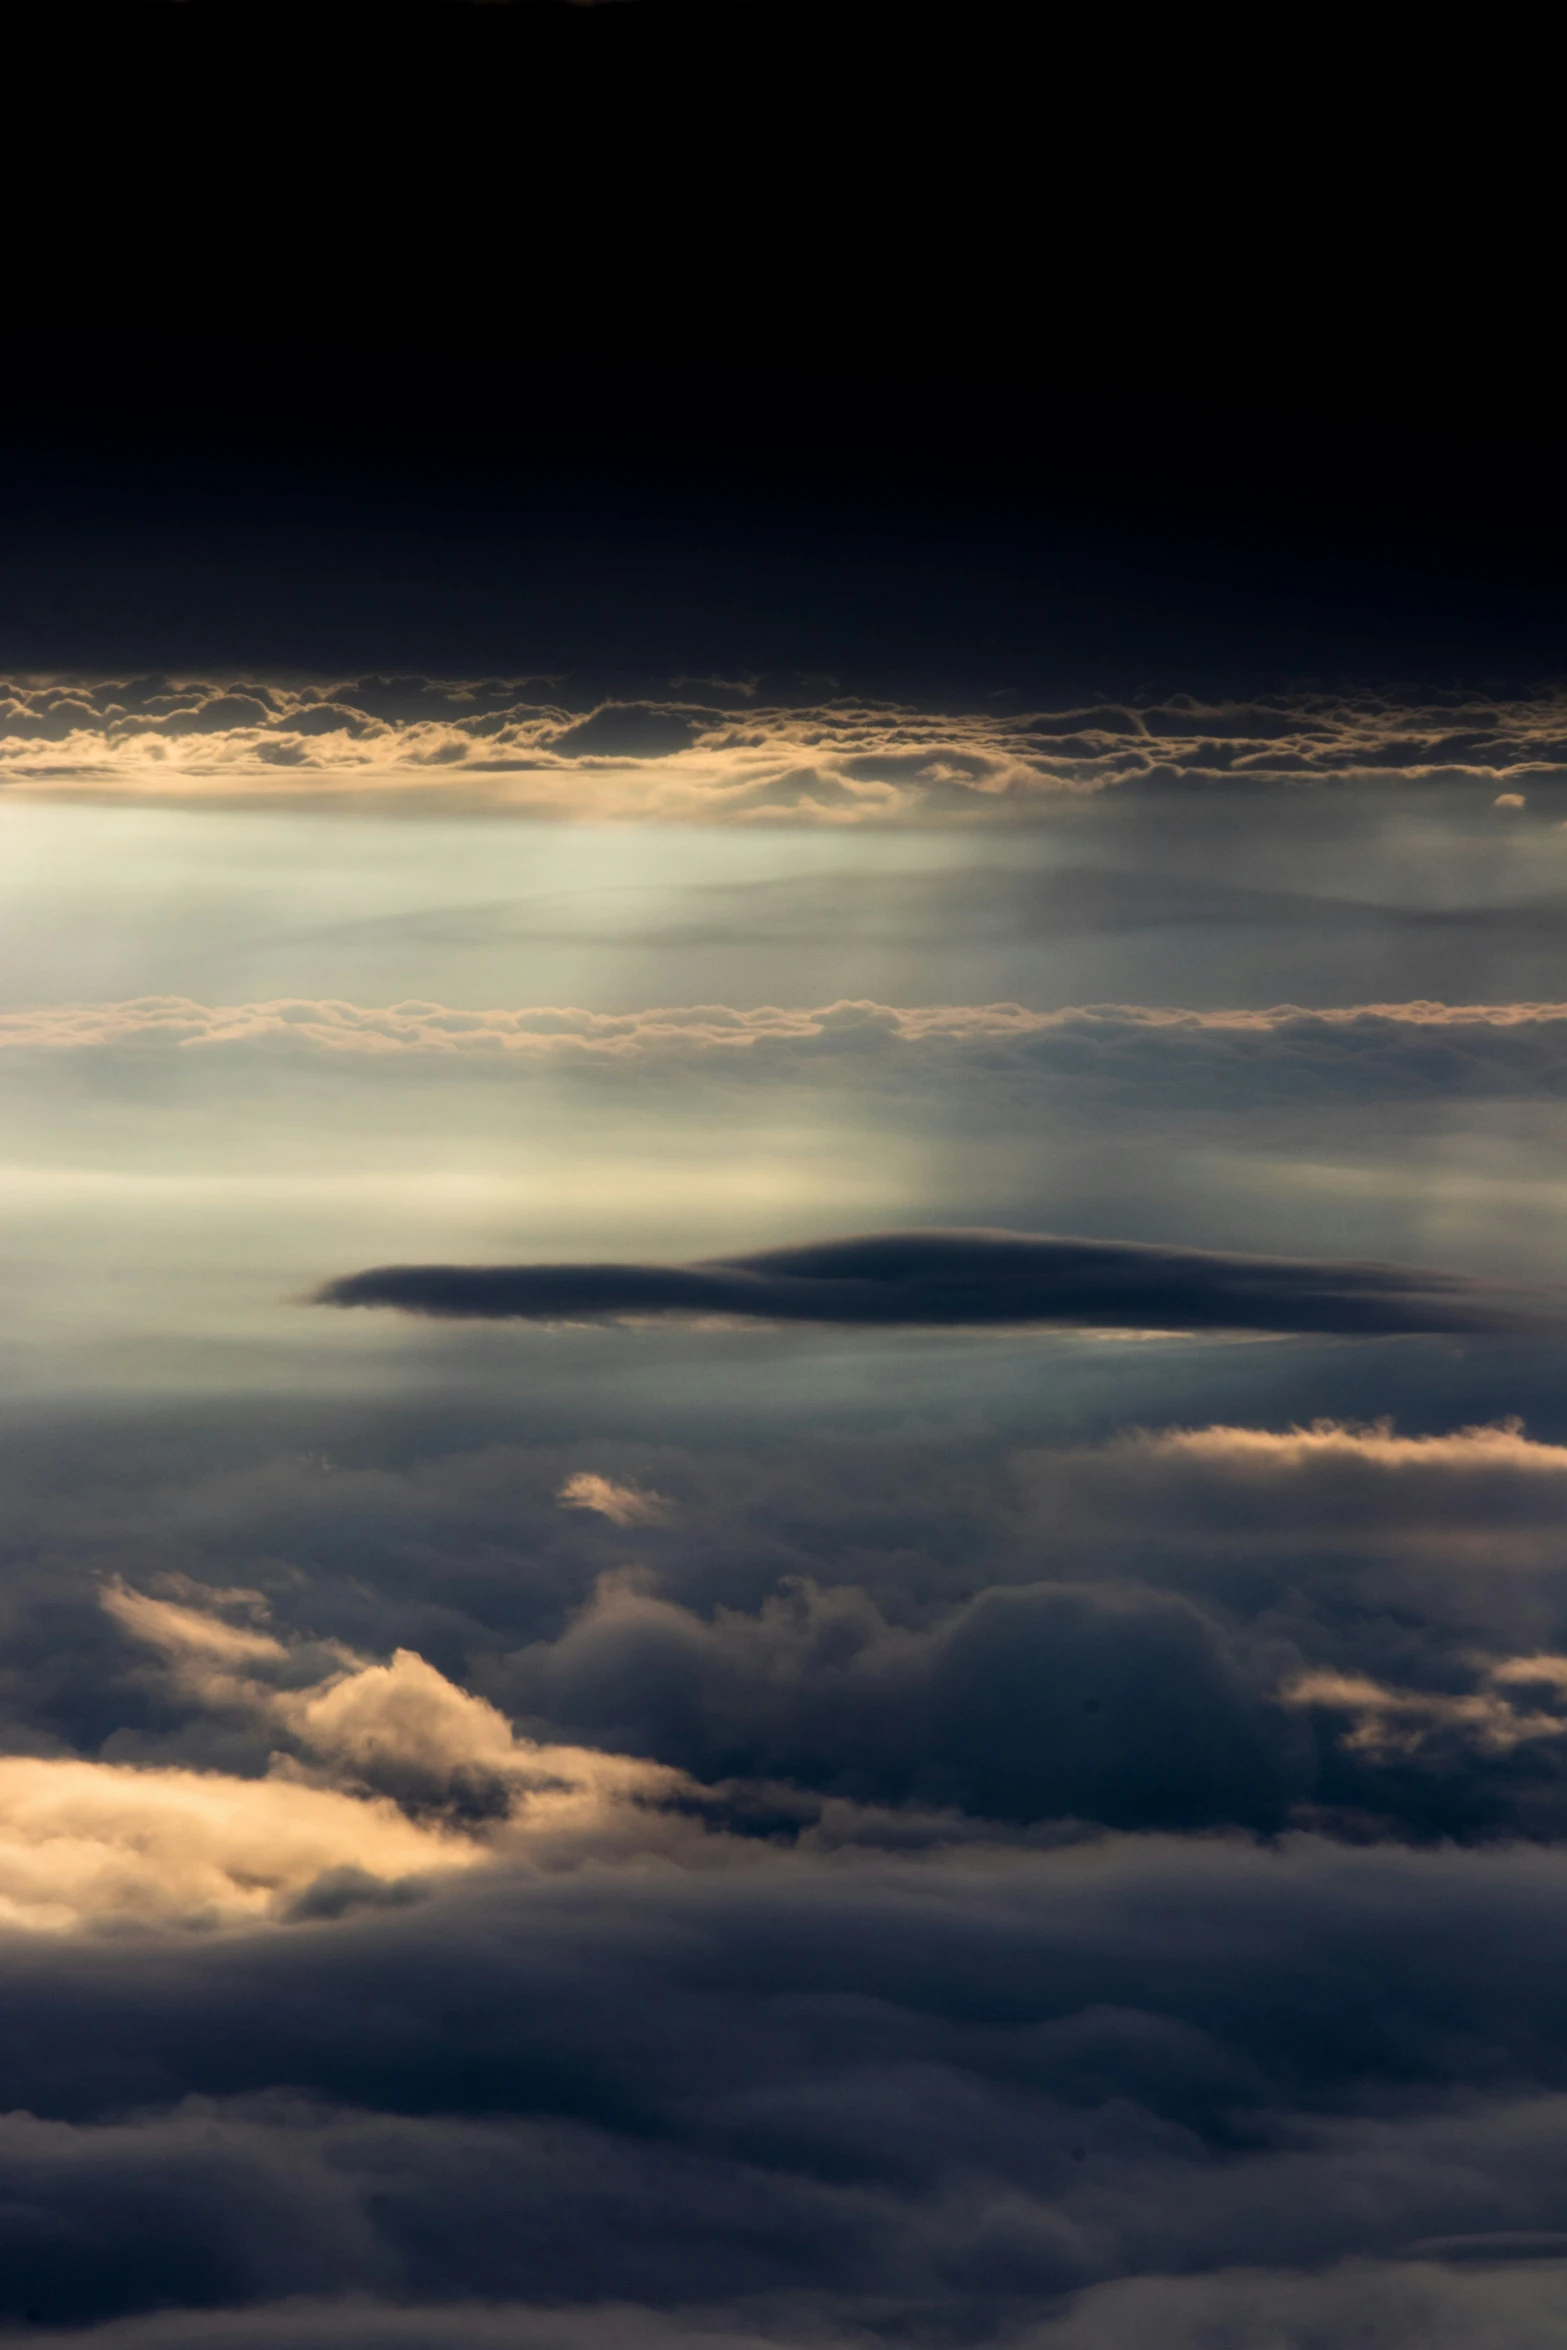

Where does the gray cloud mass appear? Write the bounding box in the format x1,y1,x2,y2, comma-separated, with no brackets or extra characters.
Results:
8,1837,1567,2340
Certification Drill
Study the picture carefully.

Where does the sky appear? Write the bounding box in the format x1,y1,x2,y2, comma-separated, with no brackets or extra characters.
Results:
3,19,1566,2350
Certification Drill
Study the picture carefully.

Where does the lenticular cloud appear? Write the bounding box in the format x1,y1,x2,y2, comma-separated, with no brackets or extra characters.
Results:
314,1225,1549,1337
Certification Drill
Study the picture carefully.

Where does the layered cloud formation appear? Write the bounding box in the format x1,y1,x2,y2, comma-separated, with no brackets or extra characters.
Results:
4,677,1567,814
9,1397,1567,2336
7,671,1567,2343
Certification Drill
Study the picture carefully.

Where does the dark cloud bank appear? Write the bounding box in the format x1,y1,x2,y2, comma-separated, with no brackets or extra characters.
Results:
315,1227,1547,1339
9,1842,1567,2345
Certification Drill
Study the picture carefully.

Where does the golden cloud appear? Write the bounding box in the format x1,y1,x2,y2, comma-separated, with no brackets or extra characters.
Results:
2,681,1565,817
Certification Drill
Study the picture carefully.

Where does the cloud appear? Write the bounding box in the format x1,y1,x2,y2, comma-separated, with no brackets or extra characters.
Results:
1027,2259,1567,2348
100,1584,698,1859
0,1755,479,1932
12,2268,1567,2347
0,2302,867,2349
0,1582,726,1933
9,1837,1567,2331
4,678,1567,816
102,1580,286,1670
15,996,1567,1116
1016,1417,1567,1579
313,1227,1547,1338
20,1407,1567,1849
15,1395,1567,2324
1284,1660,1567,1759
558,1472,671,1525
503,1566,1301,1831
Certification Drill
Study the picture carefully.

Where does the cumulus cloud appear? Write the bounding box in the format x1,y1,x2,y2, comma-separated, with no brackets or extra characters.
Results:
3,677,1567,816
1285,1652,1567,1761
503,1564,1300,1832
28,1402,1567,1950
102,1583,698,1851
0,1583,725,1933
314,1226,1548,1338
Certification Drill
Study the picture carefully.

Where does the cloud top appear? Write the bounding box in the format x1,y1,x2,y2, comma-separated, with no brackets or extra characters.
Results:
314,1227,1546,1338
4,678,1567,815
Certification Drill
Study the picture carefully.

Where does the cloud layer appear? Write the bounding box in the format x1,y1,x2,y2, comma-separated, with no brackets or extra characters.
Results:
8,675,1567,2341
314,1226,1547,1338
4,677,1567,815
9,1402,1567,2332
10,1832,1567,2341
13,995,1567,1110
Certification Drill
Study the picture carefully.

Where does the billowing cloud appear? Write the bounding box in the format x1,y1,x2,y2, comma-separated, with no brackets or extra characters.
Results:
314,1227,1547,1337
0,1585,720,1933
504,1564,1301,1832
3,677,1567,815
103,1583,699,1851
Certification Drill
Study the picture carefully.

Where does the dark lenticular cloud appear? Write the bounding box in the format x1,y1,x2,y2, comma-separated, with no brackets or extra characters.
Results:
313,1226,1548,1338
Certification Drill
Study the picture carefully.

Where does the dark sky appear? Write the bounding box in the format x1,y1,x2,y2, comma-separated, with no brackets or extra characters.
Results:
6,7,1559,690
7,356,1563,688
